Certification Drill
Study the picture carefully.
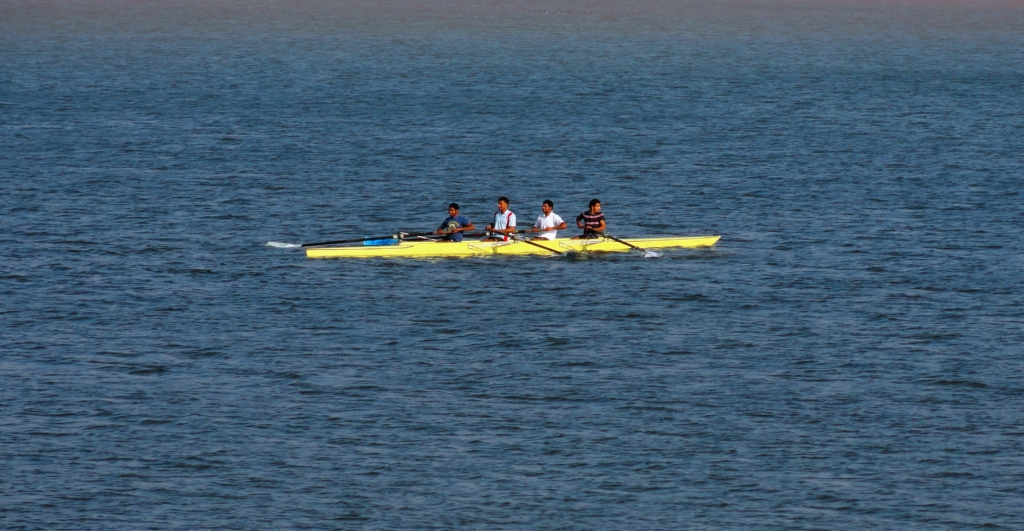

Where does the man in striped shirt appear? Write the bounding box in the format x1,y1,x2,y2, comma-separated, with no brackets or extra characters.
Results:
573,198,606,239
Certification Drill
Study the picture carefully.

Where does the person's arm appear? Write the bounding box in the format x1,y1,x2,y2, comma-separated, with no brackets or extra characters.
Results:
457,221,475,233
493,213,515,235
576,212,586,228
538,220,566,233
500,213,516,235
593,218,606,233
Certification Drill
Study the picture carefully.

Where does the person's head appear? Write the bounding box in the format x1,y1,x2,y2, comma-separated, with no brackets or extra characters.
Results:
589,198,601,213
497,196,509,212
448,203,459,217
542,200,554,215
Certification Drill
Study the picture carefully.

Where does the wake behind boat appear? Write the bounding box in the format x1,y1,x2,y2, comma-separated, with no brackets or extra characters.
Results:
303,235,720,258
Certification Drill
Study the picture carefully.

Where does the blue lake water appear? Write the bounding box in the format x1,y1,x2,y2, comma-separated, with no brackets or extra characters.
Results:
2,1,1023,528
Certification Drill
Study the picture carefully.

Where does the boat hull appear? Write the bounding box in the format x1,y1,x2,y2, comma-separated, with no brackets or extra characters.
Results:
305,235,720,258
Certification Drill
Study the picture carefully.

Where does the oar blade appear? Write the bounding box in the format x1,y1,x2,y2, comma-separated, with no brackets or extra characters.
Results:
604,233,662,258
267,241,301,249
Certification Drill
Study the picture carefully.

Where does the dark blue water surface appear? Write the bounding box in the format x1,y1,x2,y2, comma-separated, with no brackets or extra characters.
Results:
3,1,1024,528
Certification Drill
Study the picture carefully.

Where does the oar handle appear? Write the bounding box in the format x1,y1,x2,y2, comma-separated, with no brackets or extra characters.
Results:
481,229,565,238
301,231,437,247
431,231,488,238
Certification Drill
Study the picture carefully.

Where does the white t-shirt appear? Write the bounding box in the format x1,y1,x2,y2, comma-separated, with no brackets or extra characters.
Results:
533,212,564,240
493,210,516,230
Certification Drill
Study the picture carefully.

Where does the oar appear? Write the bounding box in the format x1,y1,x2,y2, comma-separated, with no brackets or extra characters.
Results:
413,231,491,241
504,232,564,255
603,233,663,258
441,231,489,240
267,231,438,249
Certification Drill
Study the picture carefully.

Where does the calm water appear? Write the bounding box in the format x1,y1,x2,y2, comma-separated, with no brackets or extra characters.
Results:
3,1,1024,528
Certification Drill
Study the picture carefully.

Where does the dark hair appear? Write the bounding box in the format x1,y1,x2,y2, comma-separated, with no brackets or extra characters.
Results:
543,199,554,208
589,198,601,208
498,196,510,204
448,203,459,211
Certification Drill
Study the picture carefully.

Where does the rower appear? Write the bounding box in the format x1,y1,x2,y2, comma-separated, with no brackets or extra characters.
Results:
484,196,516,241
573,198,606,239
527,199,567,240
435,203,475,242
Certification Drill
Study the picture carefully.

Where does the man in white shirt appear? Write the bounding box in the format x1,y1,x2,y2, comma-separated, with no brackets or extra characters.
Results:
528,199,567,240
484,196,516,241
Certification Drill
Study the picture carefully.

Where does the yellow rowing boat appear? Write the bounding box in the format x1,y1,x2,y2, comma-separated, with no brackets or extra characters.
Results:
305,235,720,258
